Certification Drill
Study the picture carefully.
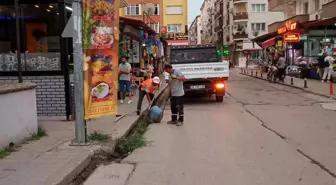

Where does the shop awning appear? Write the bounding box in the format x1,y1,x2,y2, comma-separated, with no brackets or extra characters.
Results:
262,37,276,48
120,17,156,35
303,17,336,28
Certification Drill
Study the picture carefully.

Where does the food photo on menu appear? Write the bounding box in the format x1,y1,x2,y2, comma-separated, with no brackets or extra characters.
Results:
91,0,116,20
91,81,111,101
91,54,113,73
91,26,114,49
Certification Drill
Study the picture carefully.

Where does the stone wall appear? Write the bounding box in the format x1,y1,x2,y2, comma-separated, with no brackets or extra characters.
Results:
0,76,66,117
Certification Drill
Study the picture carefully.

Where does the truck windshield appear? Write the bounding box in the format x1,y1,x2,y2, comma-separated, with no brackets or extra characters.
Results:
170,48,220,64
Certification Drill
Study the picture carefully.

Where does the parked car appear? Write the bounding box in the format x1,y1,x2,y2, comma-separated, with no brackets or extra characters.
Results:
286,65,301,77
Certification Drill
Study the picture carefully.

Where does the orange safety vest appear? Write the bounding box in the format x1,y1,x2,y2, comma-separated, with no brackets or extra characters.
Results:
140,79,157,94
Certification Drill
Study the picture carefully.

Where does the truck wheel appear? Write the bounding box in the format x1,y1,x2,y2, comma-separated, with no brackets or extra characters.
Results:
216,96,224,102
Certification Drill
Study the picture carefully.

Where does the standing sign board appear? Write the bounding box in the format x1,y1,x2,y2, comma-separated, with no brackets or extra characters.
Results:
82,0,119,119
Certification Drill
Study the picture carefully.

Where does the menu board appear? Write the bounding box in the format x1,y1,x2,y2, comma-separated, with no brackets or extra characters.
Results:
0,53,61,71
82,0,119,119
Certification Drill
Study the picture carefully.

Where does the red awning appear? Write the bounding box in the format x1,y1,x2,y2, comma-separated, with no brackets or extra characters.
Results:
262,37,276,48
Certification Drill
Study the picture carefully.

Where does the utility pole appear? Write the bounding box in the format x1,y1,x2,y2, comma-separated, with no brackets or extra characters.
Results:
72,0,87,144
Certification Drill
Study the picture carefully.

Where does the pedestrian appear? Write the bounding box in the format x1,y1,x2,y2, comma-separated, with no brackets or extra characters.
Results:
165,64,186,126
119,56,132,104
136,76,161,115
317,52,326,79
322,53,334,83
276,54,286,82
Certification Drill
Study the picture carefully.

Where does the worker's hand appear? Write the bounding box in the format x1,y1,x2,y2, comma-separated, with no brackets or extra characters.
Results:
171,75,177,79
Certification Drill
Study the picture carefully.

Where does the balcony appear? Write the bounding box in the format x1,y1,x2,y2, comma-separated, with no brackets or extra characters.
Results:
215,25,223,32
233,12,248,21
232,32,248,40
215,5,224,18
233,0,248,4
322,0,336,18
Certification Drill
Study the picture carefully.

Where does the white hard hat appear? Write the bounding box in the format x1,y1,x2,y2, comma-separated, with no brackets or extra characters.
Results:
153,76,160,84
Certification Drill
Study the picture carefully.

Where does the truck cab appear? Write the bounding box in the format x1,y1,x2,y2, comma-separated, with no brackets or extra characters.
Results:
169,44,229,102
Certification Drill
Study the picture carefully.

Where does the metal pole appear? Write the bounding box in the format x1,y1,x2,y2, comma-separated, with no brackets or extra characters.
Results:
20,5,27,72
72,0,86,144
14,0,22,83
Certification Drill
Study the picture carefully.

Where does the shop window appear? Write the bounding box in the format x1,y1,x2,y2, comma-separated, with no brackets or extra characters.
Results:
167,24,182,33
0,3,63,72
125,4,141,16
251,4,266,12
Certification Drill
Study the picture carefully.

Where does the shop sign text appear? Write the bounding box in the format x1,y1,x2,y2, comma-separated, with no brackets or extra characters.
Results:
283,33,301,42
278,21,297,34
0,53,61,71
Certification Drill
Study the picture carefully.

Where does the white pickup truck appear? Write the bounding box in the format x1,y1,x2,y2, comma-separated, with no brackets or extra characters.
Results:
168,44,229,102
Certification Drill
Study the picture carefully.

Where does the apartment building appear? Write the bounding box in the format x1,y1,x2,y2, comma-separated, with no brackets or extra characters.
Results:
189,16,202,44
200,0,216,44
221,0,284,65
160,0,188,45
214,0,224,45
119,0,161,33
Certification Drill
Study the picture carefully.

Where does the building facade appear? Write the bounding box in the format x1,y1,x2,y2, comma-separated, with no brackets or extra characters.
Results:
188,15,202,44
119,0,161,33
200,0,216,44
159,0,188,45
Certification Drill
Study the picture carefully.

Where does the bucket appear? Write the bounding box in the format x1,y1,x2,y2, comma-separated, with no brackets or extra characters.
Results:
150,105,164,123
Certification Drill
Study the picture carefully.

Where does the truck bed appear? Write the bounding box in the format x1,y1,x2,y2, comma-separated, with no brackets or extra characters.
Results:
171,61,229,80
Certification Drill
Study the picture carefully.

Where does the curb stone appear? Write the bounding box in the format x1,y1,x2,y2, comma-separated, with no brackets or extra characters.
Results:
240,72,335,100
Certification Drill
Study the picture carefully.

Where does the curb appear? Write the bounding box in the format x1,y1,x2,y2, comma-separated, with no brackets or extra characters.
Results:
55,84,169,185
240,72,335,100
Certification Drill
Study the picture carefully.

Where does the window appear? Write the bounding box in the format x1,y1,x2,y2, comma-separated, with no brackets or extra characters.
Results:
314,0,320,11
252,4,266,12
303,2,309,14
148,22,160,33
170,48,221,64
251,23,266,31
166,6,182,15
154,4,160,15
125,4,141,16
167,24,182,32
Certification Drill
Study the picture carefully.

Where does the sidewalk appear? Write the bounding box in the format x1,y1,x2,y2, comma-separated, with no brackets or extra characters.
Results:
0,88,158,185
238,68,336,99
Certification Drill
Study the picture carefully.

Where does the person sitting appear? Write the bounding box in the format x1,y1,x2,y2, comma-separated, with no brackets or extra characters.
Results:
136,76,161,115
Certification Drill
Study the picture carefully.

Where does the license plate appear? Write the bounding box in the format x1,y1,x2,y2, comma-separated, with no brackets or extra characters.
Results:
190,85,205,89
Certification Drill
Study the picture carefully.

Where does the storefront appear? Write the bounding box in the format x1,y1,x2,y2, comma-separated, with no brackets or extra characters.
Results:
253,16,336,77
0,0,162,120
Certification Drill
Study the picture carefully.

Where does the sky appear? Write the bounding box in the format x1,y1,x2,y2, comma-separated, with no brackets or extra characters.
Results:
188,0,203,25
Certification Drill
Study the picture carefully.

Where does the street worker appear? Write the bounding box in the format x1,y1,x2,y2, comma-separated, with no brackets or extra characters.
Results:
165,64,187,126
137,76,161,115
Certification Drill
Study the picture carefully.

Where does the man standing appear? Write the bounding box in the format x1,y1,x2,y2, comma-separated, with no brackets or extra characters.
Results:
136,76,161,115
318,52,326,79
119,56,132,104
165,64,186,126
276,54,286,82
322,53,334,83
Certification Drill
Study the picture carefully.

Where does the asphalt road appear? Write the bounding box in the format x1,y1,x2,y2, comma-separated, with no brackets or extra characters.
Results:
122,72,336,185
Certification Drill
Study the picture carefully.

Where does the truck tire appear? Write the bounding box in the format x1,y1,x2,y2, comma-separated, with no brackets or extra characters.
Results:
216,96,224,102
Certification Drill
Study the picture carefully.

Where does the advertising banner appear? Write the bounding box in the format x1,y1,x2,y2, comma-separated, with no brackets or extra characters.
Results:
82,0,119,119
